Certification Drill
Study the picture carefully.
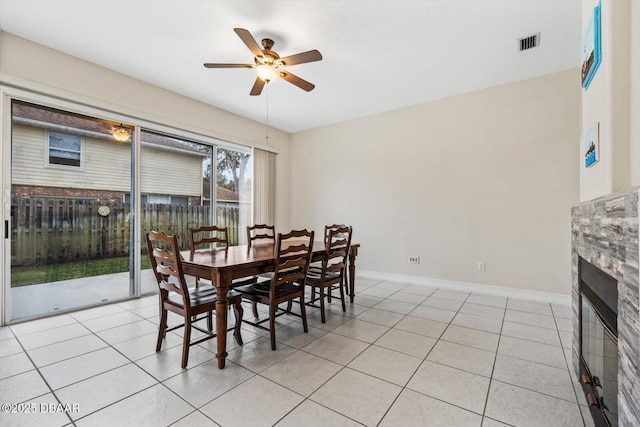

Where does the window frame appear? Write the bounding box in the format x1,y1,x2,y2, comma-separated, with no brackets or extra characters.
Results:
45,130,83,170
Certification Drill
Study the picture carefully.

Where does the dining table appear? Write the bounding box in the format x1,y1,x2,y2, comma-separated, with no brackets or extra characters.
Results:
181,240,360,369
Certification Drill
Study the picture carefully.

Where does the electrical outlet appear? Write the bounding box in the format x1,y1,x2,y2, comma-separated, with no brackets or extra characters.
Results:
408,256,420,264
478,262,486,271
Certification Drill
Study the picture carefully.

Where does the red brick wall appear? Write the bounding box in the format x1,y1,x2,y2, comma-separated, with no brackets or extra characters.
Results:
11,185,125,202
11,185,202,205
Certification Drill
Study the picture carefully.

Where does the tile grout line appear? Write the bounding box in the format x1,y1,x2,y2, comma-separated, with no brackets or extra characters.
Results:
373,286,442,426
552,306,590,427
63,308,218,425
2,279,583,426
9,324,78,426
479,296,507,426
374,287,478,425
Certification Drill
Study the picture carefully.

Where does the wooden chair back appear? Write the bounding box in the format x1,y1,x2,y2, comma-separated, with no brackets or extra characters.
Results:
146,230,190,305
189,225,229,256
270,229,315,294
247,224,276,248
304,225,352,323
188,225,229,287
321,226,352,281
323,224,347,244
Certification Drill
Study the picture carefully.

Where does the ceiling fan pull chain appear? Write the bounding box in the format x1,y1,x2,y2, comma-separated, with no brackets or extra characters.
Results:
266,85,270,145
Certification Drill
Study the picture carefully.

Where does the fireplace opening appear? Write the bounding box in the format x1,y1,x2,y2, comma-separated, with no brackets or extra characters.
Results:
578,257,618,427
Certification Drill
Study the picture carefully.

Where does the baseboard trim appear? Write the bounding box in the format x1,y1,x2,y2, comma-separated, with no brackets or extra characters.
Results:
357,270,571,306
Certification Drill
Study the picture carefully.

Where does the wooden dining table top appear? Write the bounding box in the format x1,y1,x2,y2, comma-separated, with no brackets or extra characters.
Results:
182,241,359,279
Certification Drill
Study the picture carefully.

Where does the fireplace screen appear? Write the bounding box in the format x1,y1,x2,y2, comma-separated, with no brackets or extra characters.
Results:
581,295,618,426
579,257,618,427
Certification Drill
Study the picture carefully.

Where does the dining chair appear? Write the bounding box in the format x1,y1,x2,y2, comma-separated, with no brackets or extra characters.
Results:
235,229,314,350
247,224,276,248
322,224,347,244
246,224,277,302
305,225,352,323
309,224,349,302
146,230,244,368
189,225,228,288
189,225,258,289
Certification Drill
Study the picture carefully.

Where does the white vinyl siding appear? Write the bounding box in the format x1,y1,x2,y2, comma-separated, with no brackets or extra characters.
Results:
11,124,202,196
12,124,130,191
139,145,202,196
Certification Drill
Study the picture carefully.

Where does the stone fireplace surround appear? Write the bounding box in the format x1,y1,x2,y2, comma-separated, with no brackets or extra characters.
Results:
571,187,639,426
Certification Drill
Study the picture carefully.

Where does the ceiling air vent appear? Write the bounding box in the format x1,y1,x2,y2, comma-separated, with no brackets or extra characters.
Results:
518,33,540,51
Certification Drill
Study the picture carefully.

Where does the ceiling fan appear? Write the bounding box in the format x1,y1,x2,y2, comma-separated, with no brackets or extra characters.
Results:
204,28,323,96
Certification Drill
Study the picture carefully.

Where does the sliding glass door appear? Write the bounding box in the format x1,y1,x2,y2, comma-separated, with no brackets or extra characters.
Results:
138,130,212,294
9,100,134,321
5,98,253,322
138,132,252,293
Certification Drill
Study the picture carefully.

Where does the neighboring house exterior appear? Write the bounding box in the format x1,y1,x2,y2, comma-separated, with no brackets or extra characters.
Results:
10,102,223,204
202,180,239,206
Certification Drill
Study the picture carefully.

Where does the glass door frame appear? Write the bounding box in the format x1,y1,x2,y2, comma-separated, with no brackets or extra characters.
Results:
1,88,10,326
1,88,141,324
0,86,253,325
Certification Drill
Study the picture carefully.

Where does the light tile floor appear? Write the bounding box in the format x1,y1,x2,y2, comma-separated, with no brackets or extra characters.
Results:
0,278,595,427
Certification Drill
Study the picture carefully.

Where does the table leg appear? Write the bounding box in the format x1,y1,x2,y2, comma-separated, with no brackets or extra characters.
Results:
348,247,358,303
214,272,229,369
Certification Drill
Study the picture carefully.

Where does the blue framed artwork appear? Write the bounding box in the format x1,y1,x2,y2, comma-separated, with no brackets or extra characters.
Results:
581,2,601,89
585,122,599,168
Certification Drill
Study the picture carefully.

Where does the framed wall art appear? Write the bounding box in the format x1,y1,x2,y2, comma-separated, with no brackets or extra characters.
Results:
584,122,599,168
581,2,601,89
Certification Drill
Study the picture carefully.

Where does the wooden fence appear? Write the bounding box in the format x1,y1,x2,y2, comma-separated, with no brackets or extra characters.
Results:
11,197,247,267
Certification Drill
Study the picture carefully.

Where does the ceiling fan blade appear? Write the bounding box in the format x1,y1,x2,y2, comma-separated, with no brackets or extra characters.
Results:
234,28,264,59
278,50,323,66
280,70,315,92
250,77,265,96
203,63,253,69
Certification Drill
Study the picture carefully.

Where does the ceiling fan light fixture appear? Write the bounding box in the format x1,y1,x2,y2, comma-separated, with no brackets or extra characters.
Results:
256,64,280,82
112,124,131,142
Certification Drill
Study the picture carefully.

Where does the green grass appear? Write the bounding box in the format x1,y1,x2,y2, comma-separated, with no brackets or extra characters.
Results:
11,256,151,287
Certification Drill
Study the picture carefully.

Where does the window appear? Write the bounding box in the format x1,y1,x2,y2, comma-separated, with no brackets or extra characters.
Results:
48,131,82,167
132,194,189,206
147,194,171,204
216,147,252,244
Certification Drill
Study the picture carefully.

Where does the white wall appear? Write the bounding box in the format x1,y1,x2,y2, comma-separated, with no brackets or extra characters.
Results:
0,31,585,299
631,1,640,186
0,32,292,233
581,0,638,200
291,69,580,295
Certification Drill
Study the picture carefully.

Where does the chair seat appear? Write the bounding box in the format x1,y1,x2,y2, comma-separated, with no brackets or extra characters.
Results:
231,276,259,288
235,280,301,298
167,287,241,307
306,271,340,283
197,276,258,288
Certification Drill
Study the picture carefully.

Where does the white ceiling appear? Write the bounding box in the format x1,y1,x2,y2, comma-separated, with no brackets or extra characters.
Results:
0,0,581,134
